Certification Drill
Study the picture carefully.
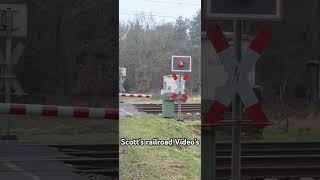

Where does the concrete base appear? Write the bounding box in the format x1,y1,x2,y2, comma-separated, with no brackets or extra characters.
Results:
1,134,18,140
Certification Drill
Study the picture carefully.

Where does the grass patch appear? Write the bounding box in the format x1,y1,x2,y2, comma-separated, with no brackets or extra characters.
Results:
120,96,201,104
120,96,162,104
262,130,320,141
120,115,200,180
0,115,118,144
261,119,320,141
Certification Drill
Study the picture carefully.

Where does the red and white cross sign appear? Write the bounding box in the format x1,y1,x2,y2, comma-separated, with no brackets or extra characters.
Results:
203,25,272,127
170,73,189,101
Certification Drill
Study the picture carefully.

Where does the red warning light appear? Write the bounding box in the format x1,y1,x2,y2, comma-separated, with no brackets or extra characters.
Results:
178,60,185,67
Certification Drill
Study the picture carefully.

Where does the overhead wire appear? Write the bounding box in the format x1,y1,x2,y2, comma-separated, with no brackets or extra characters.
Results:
120,10,192,19
120,0,200,20
141,0,200,6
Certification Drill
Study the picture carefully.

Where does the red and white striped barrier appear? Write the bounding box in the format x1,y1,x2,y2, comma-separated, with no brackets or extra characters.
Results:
119,93,152,98
203,25,272,127
0,103,118,120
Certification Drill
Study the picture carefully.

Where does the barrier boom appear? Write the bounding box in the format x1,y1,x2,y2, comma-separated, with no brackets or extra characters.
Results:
0,103,118,120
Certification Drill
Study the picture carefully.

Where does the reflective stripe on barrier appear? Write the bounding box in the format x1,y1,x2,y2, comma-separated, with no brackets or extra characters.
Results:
119,93,152,98
0,103,118,119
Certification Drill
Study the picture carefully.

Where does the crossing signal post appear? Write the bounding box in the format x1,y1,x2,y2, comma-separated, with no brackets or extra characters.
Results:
202,24,273,180
171,56,191,120
203,0,282,179
0,5,28,140
119,67,126,93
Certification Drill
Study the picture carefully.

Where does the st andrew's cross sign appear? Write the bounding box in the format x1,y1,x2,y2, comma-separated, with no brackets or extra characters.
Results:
203,25,272,127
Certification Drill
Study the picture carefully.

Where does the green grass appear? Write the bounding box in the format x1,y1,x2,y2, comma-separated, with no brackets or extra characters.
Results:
0,115,118,144
262,131,320,141
262,127,320,141
257,118,320,141
214,128,320,142
120,115,200,180
120,96,201,104
120,96,162,104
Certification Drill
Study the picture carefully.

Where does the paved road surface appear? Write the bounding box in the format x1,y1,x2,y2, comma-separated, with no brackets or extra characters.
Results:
119,103,141,117
0,141,88,180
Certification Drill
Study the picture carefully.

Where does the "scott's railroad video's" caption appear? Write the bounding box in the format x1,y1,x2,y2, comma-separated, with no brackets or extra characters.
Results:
120,138,200,146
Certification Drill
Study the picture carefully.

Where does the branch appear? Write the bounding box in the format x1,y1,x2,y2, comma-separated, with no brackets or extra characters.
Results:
67,0,104,19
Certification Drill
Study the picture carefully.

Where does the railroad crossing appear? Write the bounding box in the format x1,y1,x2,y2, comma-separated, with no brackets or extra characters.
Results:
202,0,282,179
214,141,320,179
4,140,320,179
0,141,119,180
0,141,88,180
171,55,192,120
203,25,271,126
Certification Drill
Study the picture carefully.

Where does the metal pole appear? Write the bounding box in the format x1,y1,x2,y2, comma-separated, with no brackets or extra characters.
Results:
119,76,122,102
177,72,182,120
312,66,317,103
120,76,123,92
5,9,12,136
201,29,216,180
231,20,242,180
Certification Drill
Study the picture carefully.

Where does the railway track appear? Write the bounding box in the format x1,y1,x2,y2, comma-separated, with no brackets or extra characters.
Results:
51,142,320,179
132,104,245,119
133,103,200,114
215,142,320,179
50,144,119,178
